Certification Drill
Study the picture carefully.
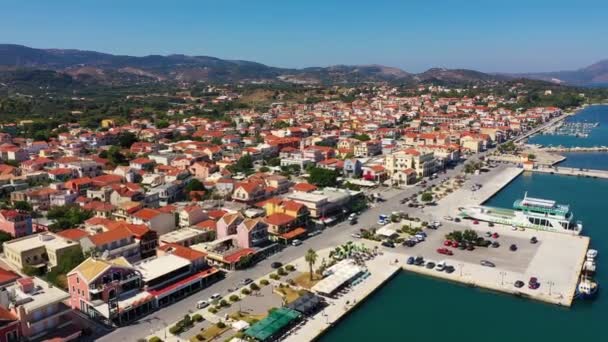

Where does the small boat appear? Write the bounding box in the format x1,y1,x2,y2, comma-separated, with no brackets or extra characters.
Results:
575,277,599,300
587,249,598,260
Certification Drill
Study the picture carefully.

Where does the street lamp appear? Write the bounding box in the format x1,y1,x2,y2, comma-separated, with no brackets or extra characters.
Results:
499,271,507,286
548,280,555,296
459,263,464,277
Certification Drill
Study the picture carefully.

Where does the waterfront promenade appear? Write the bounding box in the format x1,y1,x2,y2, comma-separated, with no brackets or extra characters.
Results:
531,166,608,179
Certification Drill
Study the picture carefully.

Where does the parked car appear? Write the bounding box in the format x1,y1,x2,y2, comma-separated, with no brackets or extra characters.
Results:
210,293,221,300
480,260,495,267
403,240,417,247
529,277,540,290
473,220,479,225
406,256,415,265
451,241,459,248
349,219,358,225
454,217,461,223
492,232,500,239
437,248,453,256
530,236,538,244
414,256,425,266
444,240,452,246
414,234,426,242
466,244,475,251
351,233,362,239
291,239,303,246
514,280,525,288
491,241,500,248
443,216,454,221
241,278,253,286
271,262,283,269
485,232,492,237
444,266,455,274
425,261,436,269
381,241,395,248
196,300,209,309
435,261,446,272
488,222,495,227
308,230,321,237
510,244,518,251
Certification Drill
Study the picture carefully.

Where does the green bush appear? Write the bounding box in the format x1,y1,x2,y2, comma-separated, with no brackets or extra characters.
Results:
285,264,296,272
219,299,229,307
209,307,218,314
148,337,162,342
250,283,260,291
260,279,270,286
269,273,280,280
241,288,251,295
277,267,287,276
169,325,182,335
229,294,240,302
192,313,203,322
216,321,226,329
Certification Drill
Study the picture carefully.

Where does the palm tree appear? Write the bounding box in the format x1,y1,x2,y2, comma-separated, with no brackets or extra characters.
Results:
305,248,318,281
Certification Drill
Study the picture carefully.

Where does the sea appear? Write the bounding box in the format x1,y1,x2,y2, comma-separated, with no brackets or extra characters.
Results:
321,106,608,342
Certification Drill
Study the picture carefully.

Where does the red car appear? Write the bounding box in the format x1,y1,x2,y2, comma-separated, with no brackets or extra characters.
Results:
451,241,459,248
444,240,452,246
492,232,500,239
473,220,479,225
437,248,454,256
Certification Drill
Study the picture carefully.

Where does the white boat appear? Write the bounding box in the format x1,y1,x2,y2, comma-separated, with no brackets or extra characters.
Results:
459,192,582,235
583,249,598,274
575,277,599,300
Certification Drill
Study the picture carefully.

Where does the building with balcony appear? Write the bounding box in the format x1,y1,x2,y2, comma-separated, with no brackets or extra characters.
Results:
0,277,80,341
3,232,81,273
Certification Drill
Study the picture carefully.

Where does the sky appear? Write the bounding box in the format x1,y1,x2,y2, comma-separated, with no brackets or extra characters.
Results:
1,0,608,73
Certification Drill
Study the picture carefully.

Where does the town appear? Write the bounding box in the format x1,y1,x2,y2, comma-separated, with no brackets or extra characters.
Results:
0,80,592,342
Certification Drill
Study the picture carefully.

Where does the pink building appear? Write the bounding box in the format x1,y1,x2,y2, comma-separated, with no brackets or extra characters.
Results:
236,218,268,249
0,210,32,238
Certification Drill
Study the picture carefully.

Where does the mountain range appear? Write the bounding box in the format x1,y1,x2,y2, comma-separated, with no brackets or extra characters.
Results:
0,44,606,86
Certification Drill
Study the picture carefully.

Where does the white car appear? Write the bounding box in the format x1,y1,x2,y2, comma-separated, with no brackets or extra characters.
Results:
435,261,446,271
196,300,209,309
210,293,221,300
432,221,441,227
351,233,362,239
291,239,303,246
443,216,454,221
348,213,357,220
414,234,425,242
377,219,388,225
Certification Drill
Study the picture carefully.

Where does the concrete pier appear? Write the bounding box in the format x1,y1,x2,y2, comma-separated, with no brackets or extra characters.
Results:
531,166,608,179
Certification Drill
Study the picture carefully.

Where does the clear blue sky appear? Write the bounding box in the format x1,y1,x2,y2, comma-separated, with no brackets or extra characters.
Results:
2,0,607,73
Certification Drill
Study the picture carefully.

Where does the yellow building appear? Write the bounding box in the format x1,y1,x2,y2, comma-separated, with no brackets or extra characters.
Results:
101,119,116,128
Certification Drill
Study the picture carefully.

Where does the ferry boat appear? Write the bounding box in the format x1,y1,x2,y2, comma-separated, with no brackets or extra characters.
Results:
458,193,582,235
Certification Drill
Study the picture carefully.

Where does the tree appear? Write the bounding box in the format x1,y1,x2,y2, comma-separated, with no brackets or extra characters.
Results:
103,146,127,166
211,137,223,145
228,154,254,174
13,201,32,212
421,192,433,202
308,168,338,188
527,153,536,160
305,248,318,281
259,166,270,173
47,205,93,231
185,179,204,193
352,134,371,142
118,132,138,148
156,119,170,129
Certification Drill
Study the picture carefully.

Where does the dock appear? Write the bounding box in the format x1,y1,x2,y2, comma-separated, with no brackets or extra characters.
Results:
530,166,608,179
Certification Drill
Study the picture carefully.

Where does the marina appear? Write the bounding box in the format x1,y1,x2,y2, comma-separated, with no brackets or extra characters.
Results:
541,121,599,138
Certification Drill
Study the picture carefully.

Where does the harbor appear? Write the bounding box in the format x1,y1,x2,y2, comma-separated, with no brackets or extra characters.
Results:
322,171,607,342
530,165,608,179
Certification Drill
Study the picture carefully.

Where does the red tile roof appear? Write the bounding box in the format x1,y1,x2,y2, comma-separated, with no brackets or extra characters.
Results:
265,213,295,226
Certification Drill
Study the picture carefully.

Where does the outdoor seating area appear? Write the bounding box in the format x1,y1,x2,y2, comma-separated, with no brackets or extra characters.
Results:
244,307,302,341
285,291,325,316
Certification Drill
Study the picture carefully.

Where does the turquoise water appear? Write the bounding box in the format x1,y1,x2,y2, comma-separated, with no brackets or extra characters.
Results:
528,105,608,148
528,105,608,170
321,173,608,342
